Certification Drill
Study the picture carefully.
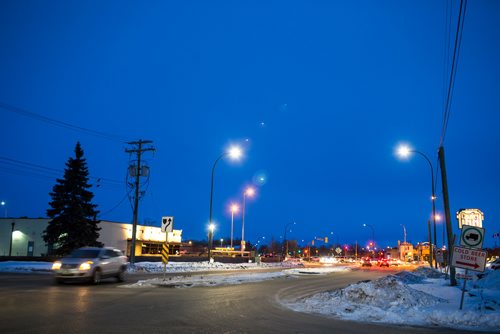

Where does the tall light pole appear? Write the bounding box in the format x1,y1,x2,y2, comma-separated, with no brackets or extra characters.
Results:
230,204,239,249
362,223,375,246
241,186,255,252
282,221,296,258
208,223,215,260
400,224,407,243
397,144,437,268
208,145,243,251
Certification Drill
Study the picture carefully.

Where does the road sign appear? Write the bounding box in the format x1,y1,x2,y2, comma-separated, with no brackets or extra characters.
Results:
161,243,169,264
451,246,487,272
435,249,444,264
456,208,484,228
456,273,473,280
460,225,484,249
161,216,174,233
335,247,342,254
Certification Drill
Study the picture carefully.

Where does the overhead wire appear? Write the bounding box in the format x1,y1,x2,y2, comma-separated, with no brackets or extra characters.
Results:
0,156,123,189
0,101,134,143
440,0,468,146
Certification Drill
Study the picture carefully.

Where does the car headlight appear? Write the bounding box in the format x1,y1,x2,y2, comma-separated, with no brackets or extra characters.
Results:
79,261,93,271
52,261,62,270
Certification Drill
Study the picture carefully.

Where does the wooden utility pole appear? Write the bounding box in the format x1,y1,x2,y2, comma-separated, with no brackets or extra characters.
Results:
125,140,155,265
438,146,457,286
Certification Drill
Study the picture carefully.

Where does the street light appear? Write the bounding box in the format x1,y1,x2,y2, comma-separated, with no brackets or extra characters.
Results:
208,145,243,252
282,221,296,258
208,223,215,261
362,223,375,246
1,201,6,218
241,186,255,252
230,203,239,249
397,144,437,268
220,238,224,247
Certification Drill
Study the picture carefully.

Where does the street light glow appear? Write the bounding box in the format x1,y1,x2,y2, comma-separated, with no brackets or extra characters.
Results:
245,187,255,197
396,144,412,159
231,204,239,213
227,146,243,160
208,223,215,232
0,201,5,206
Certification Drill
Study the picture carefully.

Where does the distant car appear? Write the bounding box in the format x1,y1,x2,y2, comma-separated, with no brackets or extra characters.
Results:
52,247,128,284
377,258,390,267
487,258,500,270
361,257,372,267
389,258,401,266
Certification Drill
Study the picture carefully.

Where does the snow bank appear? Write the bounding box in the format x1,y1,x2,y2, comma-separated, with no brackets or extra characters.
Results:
283,267,500,332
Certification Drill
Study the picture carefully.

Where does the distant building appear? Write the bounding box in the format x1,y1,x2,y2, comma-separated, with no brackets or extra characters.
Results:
0,218,182,257
398,241,414,261
415,242,431,262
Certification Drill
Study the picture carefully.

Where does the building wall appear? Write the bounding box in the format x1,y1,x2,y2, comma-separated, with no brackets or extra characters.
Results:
0,218,181,257
0,219,50,256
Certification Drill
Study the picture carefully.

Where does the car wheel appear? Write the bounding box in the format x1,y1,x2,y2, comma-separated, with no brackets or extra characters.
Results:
116,267,125,282
92,268,102,285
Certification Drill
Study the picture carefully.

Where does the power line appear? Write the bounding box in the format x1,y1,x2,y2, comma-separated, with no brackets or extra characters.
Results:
440,0,468,146
0,101,133,143
0,156,123,188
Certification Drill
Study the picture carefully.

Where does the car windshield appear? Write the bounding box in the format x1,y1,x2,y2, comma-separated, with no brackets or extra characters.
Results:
68,249,100,258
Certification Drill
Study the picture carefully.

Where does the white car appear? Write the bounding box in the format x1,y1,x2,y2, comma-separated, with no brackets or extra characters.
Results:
52,247,128,284
486,258,500,270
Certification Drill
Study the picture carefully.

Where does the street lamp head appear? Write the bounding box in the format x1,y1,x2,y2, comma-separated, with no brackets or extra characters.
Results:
396,144,412,159
245,187,255,197
227,145,243,160
0,201,5,206
231,203,239,213
208,223,215,232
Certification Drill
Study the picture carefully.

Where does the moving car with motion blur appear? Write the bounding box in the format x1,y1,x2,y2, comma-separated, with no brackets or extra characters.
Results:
52,247,128,284
377,258,390,267
361,257,372,267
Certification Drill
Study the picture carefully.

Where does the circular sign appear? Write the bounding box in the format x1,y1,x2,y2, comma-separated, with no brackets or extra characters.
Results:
461,226,483,248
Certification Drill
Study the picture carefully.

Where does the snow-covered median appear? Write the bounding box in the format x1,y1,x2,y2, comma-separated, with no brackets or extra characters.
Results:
282,267,500,332
121,265,351,288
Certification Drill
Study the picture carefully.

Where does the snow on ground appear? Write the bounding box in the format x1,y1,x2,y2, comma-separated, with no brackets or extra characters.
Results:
123,265,352,288
129,260,302,273
282,267,500,332
1,260,498,331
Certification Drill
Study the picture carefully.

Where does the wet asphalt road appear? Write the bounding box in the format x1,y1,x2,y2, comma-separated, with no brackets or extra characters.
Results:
0,268,482,334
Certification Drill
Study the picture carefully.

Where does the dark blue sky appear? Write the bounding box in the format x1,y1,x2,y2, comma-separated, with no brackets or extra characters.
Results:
1,1,499,248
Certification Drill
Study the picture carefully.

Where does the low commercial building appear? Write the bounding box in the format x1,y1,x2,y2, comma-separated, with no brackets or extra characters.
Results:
0,218,182,257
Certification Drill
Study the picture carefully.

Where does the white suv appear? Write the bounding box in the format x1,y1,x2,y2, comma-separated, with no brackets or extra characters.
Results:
52,247,128,284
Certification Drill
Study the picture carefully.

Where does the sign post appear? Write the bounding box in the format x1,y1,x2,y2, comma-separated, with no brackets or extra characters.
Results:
161,216,174,280
452,222,488,310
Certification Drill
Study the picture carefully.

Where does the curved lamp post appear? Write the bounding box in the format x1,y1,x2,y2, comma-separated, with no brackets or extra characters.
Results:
230,204,239,249
208,223,215,260
241,186,255,252
362,223,375,243
282,221,296,258
208,145,242,257
397,144,437,268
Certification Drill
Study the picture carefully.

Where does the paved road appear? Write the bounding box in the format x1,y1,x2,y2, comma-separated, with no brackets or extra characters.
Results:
0,268,480,334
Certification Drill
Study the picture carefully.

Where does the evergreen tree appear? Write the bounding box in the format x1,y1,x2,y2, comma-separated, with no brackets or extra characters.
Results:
43,142,102,255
